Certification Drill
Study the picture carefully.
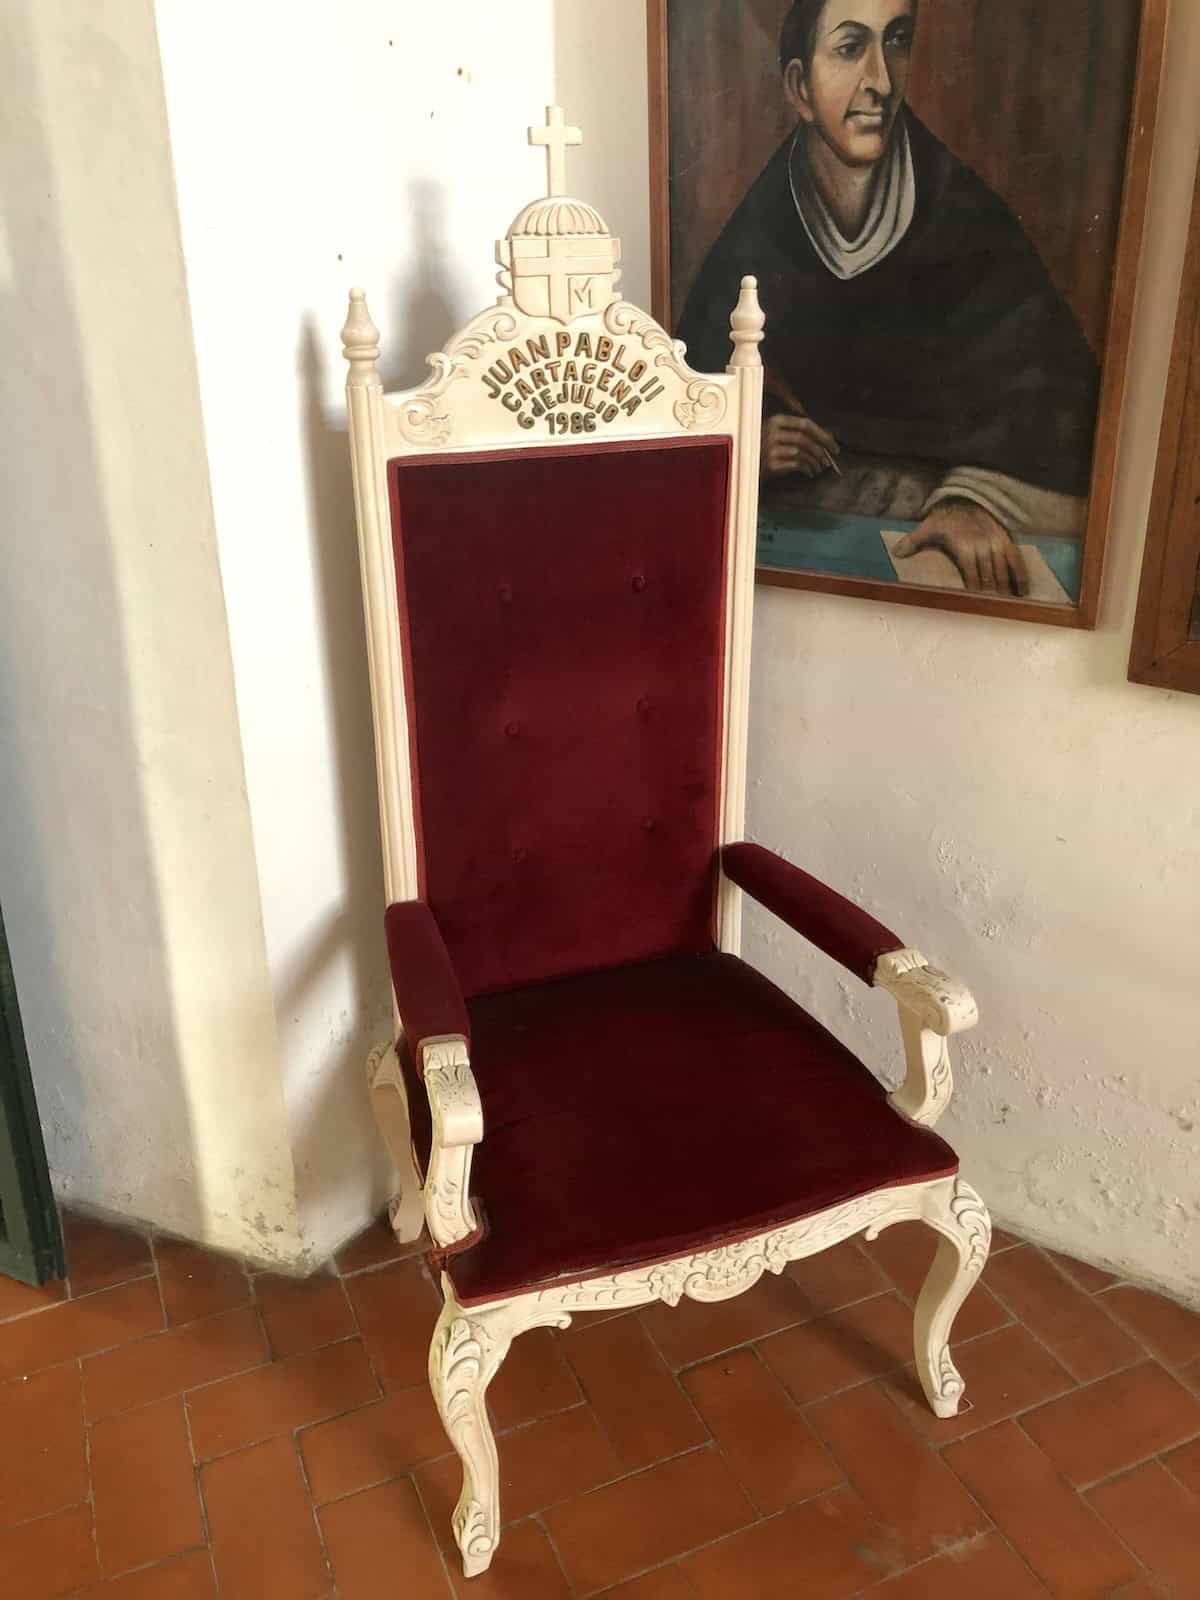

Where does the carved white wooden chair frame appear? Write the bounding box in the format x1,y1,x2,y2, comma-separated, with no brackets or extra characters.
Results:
345,108,990,1579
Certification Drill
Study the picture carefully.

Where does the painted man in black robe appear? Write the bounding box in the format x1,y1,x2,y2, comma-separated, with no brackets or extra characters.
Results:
676,0,1100,596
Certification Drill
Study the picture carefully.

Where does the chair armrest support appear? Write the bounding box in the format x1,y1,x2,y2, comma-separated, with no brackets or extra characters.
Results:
422,1037,484,1249
383,902,481,1248
873,948,979,1127
721,841,904,985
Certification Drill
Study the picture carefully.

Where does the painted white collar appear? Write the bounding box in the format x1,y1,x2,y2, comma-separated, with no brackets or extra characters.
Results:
788,118,915,280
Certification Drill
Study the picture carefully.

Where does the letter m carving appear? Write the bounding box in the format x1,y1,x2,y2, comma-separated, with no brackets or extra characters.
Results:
569,277,596,311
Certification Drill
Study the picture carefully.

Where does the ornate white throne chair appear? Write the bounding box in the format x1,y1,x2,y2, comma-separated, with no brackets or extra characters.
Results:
342,107,990,1579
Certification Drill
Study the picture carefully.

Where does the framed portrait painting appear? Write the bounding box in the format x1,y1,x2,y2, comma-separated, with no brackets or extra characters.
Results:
648,0,1169,627
1129,147,1200,692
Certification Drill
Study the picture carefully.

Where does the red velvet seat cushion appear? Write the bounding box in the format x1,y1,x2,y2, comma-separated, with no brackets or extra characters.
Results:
446,952,958,1305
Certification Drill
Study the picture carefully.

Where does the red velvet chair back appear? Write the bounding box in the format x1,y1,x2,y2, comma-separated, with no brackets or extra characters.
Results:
389,437,732,996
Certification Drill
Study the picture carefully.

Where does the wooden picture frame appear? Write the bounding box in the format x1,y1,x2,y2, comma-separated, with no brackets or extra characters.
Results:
647,0,1169,628
1128,151,1200,691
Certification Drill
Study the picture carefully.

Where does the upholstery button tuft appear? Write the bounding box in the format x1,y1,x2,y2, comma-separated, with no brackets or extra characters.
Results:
513,847,528,864
642,817,657,832
631,574,647,592
498,583,513,603
637,696,652,715
505,721,521,738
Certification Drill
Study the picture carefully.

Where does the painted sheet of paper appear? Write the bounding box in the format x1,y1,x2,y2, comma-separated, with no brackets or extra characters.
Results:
881,530,1071,605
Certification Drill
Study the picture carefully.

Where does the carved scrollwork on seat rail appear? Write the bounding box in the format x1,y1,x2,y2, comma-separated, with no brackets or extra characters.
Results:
500,1178,965,1317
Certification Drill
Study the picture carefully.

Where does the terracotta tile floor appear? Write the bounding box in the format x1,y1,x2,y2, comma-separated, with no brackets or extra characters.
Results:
2,1212,1199,1598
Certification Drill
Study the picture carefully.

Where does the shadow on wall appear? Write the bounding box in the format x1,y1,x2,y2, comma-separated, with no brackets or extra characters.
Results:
0,3,198,1239
280,177,459,1237
552,4,652,307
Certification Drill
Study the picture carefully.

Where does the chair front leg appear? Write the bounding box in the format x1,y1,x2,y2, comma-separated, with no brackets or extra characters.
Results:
429,1278,571,1577
913,1177,992,1417
366,1043,425,1243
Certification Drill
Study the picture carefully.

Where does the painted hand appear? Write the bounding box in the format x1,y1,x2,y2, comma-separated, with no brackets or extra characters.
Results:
893,501,1030,596
761,412,841,480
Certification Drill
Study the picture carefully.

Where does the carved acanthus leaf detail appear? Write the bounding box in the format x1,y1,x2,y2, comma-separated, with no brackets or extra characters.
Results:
456,1501,492,1562
603,301,729,429
449,312,520,361
395,353,467,446
674,382,726,431
934,1346,965,1403
950,1178,991,1274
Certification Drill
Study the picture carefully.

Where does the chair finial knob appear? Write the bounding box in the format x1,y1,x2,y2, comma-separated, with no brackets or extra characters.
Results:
342,288,381,374
729,276,765,369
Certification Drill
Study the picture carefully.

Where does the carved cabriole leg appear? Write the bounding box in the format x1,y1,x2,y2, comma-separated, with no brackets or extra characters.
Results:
429,1277,572,1577
907,1176,992,1417
425,1174,989,1575
366,1042,425,1243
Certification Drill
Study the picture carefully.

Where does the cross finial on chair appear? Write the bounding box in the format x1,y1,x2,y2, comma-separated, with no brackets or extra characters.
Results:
529,106,582,197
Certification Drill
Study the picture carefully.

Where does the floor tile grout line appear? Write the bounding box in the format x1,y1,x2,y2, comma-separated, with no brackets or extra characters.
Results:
969,1267,1150,1395
181,1354,221,1599
0,1267,160,1330
575,1478,898,1597
191,1388,392,1471
991,1349,1183,1442
938,1402,1158,1590
976,1259,1151,1383
291,1420,341,1598
80,1356,101,1587
533,1509,580,1598
558,1305,718,1474
78,1305,271,1395
1157,1445,1200,1500
409,1465,477,1598
985,1241,1158,1356
1077,1464,1170,1592
1051,1421,1200,1495
1036,1242,1125,1296
1091,1282,1200,1366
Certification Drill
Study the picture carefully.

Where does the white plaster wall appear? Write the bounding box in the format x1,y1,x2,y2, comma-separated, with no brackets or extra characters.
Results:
152,1,561,1261
554,3,652,310
742,7,1200,1303
0,0,300,1262
10,0,1187,1296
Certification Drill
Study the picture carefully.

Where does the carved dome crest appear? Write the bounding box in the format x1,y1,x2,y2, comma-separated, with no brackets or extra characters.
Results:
507,196,610,240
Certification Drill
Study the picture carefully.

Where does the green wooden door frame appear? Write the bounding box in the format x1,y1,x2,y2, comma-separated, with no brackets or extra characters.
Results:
0,903,65,1286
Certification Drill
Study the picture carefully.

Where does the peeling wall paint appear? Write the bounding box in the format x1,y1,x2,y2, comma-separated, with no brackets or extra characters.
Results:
740,0,1200,1305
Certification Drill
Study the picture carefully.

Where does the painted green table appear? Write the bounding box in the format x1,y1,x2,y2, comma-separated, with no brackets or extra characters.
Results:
757,508,1082,600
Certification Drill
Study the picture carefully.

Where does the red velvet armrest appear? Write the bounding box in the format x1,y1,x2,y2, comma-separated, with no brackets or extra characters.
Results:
721,842,905,986
383,900,470,1067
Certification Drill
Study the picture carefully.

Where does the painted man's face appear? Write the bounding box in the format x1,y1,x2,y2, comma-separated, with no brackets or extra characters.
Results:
785,0,916,168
